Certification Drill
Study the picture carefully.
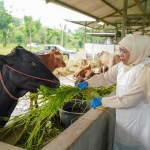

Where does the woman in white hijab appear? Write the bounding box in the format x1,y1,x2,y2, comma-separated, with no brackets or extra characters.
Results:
77,34,150,150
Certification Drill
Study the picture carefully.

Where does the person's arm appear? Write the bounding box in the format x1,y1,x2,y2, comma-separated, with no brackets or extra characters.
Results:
87,63,119,87
101,66,148,109
102,82,145,108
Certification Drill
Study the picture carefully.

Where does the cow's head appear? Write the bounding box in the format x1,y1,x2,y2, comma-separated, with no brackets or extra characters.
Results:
74,63,94,84
37,49,66,72
75,69,95,84
80,59,89,66
85,69,95,79
51,49,66,68
0,46,60,94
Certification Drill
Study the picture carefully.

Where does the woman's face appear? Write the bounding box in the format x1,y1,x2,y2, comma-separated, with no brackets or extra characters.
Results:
119,46,130,65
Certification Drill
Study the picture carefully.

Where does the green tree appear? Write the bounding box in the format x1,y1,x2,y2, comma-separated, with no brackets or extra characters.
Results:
65,28,74,49
0,1,4,9
15,30,25,45
24,16,36,50
34,20,42,33
46,28,61,44
23,16,42,50
37,27,48,44
0,9,13,46
0,30,2,43
8,19,24,43
7,23,15,43
17,24,26,46
73,27,85,48
62,24,67,47
60,24,68,47
46,28,52,43
13,17,23,27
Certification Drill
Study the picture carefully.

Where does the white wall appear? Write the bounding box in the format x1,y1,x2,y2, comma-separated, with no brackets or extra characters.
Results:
69,50,86,60
85,43,120,60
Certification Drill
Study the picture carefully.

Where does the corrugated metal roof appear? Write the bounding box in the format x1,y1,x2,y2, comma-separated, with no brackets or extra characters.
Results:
45,0,150,35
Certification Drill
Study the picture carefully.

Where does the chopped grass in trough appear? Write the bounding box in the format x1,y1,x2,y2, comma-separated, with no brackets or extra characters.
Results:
0,85,115,149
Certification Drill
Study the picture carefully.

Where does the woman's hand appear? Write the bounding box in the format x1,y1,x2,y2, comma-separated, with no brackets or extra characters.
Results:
90,97,102,109
76,81,88,92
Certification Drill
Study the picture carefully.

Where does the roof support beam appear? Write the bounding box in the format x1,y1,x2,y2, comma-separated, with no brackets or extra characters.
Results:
121,0,128,39
100,0,146,20
111,14,150,18
48,0,115,27
134,0,150,24
142,1,147,34
102,0,122,15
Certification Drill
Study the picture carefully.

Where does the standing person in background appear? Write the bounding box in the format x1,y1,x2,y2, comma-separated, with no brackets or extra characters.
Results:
77,34,150,150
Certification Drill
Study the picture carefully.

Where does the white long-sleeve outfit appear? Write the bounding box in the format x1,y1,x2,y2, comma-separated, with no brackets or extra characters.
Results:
87,60,150,150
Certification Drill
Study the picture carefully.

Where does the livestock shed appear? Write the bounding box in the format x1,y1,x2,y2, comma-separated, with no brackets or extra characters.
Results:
45,0,150,61
45,0,150,37
42,1,150,150
1,0,150,149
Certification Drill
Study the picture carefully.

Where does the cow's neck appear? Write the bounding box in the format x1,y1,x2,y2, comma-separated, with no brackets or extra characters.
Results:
0,69,19,128
1,67,27,98
47,54,56,72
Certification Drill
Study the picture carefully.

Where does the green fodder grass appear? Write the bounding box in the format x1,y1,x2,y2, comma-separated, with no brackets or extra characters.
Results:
0,85,115,149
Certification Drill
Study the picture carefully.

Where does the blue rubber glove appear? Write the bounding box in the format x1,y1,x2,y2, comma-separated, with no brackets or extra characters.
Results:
90,97,102,109
76,81,88,92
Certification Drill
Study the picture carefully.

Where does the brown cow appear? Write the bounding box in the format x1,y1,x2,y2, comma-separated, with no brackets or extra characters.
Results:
80,59,89,66
97,51,120,73
74,59,95,84
30,49,66,107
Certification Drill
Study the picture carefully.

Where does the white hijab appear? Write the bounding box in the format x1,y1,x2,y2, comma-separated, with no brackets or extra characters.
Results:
119,34,150,103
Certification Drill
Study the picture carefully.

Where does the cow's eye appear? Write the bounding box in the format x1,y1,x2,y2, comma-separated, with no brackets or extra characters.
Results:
32,62,36,66
25,60,36,66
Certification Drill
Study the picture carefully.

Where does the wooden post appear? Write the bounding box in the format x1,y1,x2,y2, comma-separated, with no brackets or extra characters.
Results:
142,1,147,35
115,22,118,42
84,22,86,43
121,0,128,39
29,23,32,52
84,23,87,50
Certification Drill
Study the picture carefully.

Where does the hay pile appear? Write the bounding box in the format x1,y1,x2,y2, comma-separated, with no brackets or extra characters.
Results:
53,59,99,77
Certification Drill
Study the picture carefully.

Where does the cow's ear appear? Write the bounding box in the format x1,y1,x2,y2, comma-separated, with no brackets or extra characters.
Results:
0,55,7,66
53,53,62,59
0,55,12,66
